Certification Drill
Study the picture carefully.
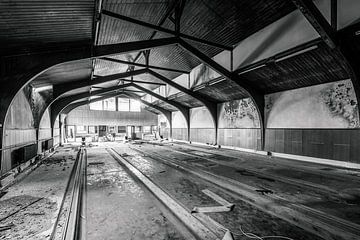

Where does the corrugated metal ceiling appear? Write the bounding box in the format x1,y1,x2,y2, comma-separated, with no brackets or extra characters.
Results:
0,0,95,53
240,43,350,94
5,0,354,111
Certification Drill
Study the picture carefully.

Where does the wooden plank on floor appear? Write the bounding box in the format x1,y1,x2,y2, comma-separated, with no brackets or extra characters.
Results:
106,148,219,240
191,206,232,213
202,189,234,208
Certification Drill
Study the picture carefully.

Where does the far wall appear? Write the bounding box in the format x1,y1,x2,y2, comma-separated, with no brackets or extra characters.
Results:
160,79,360,163
66,105,158,126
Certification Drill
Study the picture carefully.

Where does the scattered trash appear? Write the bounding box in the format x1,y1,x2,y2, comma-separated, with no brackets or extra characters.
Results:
0,223,14,232
159,170,166,174
0,191,8,199
27,212,45,216
255,189,273,195
0,197,44,223
236,169,255,176
88,162,105,166
257,176,275,182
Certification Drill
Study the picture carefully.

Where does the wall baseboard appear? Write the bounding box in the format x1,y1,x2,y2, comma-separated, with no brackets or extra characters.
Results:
219,145,268,156
270,152,360,170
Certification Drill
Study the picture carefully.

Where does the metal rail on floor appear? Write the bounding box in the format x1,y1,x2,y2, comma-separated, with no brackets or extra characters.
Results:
52,147,87,240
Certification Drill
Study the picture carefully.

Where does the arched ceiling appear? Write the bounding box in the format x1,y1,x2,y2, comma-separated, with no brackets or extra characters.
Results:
1,0,359,114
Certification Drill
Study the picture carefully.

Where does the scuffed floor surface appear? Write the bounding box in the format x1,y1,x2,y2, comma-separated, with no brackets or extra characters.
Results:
0,146,77,240
86,145,186,240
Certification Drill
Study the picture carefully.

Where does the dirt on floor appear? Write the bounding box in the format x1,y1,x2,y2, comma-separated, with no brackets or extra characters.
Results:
86,146,187,240
0,146,76,240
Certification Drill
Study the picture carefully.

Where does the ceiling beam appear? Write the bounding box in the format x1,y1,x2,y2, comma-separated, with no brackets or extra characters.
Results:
177,37,265,149
118,78,166,86
120,89,144,93
101,57,190,74
291,0,337,49
122,92,172,122
51,83,131,127
331,0,337,30
148,68,218,131
62,92,128,115
233,38,322,75
102,9,232,50
93,37,178,57
148,69,217,104
53,69,147,98
130,83,189,124
131,0,179,67
131,83,188,113
57,83,132,103
177,38,263,96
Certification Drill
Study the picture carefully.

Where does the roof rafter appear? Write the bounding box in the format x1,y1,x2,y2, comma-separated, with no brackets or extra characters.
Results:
62,92,127,115
101,9,232,50
53,69,147,98
131,83,190,128
123,92,172,124
93,37,178,57
291,0,337,49
148,68,218,129
101,57,190,74
51,83,131,127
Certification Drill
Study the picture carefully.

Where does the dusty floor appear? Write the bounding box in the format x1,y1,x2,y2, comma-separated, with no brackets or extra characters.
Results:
86,145,187,240
111,142,323,240
0,146,77,240
126,140,360,240
2,141,360,240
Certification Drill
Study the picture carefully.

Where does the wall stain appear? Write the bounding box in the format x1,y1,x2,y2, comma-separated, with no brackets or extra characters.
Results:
219,98,260,128
320,81,359,128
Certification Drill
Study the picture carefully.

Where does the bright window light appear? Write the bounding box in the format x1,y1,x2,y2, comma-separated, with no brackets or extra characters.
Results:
130,99,141,112
103,97,116,111
118,98,130,111
33,85,53,93
89,100,103,110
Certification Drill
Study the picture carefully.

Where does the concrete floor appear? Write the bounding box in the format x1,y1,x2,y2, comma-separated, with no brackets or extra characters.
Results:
1,141,360,240
127,140,360,240
86,145,189,240
0,146,76,240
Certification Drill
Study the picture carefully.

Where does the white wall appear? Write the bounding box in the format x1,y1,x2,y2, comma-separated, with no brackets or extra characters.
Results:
265,79,359,128
172,111,187,128
2,90,36,173
66,105,157,126
190,107,214,128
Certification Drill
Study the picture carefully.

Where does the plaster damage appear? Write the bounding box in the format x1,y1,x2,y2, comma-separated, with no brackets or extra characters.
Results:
218,98,260,128
265,79,360,128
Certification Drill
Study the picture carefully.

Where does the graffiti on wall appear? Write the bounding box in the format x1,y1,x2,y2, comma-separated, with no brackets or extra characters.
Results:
218,98,260,128
265,79,360,128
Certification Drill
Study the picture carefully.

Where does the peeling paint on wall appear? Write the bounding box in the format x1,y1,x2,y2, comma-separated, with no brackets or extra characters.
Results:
218,98,260,128
158,114,168,128
265,79,360,128
320,81,359,128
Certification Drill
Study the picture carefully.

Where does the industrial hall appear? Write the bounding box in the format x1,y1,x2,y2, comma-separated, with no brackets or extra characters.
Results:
1,0,360,239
